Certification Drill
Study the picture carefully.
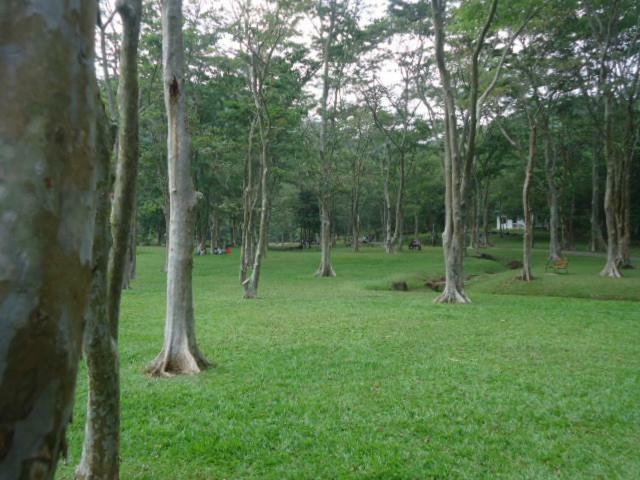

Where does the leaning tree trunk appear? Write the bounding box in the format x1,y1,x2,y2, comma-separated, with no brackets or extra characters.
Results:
545,136,562,261
77,2,141,477
521,125,537,282
0,2,98,478
600,92,623,278
148,0,209,376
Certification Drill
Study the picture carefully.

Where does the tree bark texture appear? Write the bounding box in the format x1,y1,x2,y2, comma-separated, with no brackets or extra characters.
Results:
75,101,119,480
0,2,98,478
149,0,209,375
77,1,142,477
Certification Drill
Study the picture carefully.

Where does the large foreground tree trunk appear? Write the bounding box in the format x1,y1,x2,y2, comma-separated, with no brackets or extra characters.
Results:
0,2,98,478
149,0,209,376
77,1,142,477
522,125,537,282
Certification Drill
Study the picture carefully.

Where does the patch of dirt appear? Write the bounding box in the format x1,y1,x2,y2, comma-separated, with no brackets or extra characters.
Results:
507,260,523,270
392,281,409,291
474,253,498,261
425,276,446,292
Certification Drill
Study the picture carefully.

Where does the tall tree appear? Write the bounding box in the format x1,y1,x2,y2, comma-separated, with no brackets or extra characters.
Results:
430,0,500,302
77,0,142,477
0,2,98,478
148,0,209,376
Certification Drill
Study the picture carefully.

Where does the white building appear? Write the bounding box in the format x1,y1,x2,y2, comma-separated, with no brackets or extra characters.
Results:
497,216,526,231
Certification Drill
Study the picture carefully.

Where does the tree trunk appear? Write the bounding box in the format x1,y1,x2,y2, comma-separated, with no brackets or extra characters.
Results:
316,4,337,276
382,145,393,253
149,0,209,375
79,5,142,471
0,2,98,478
351,171,361,252
316,196,336,276
389,152,406,253
244,138,271,297
545,135,562,261
432,0,471,303
600,92,623,278
522,125,537,282
75,100,120,480
617,148,633,268
590,144,607,252
481,179,491,247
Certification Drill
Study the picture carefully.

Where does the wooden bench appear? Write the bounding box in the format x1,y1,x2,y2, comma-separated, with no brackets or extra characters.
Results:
545,258,569,274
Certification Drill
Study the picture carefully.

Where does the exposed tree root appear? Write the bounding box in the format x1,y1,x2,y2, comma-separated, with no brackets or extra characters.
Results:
315,265,336,277
434,285,471,304
600,261,623,278
147,348,210,377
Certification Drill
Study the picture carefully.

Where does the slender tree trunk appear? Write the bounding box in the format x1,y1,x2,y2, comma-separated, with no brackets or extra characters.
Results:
0,2,98,478
351,165,361,252
76,100,119,480
78,4,141,473
545,136,562,261
481,179,491,247
389,152,406,252
522,125,537,282
316,4,337,276
149,0,209,375
382,146,393,253
240,120,257,286
617,151,633,268
590,143,607,252
244,135,271,297
601,92,623,278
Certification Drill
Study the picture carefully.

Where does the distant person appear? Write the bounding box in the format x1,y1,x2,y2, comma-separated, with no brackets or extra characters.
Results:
409,238,422,251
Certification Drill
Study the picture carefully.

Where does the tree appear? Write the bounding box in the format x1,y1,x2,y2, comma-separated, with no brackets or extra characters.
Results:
76,0,142,477
0,2,98,478
148,0,209,376
430,0,499,302
232,0,305,298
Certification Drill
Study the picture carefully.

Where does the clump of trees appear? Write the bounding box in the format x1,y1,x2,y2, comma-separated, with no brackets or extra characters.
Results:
1,0,638,477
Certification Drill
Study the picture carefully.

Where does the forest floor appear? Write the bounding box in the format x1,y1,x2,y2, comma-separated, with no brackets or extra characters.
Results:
58,238,640,479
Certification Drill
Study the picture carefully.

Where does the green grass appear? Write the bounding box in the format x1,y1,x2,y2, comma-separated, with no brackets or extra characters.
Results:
57,240,640,479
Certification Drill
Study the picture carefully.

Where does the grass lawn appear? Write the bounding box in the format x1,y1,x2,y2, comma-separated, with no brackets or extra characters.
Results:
57,239,640,479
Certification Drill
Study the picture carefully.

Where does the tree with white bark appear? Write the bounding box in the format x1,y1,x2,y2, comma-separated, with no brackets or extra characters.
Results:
148,0,210,376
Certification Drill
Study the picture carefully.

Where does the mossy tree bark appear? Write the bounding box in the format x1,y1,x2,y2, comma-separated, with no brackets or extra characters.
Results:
148,0,209,376
0,2,98,478
76,1,142,478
